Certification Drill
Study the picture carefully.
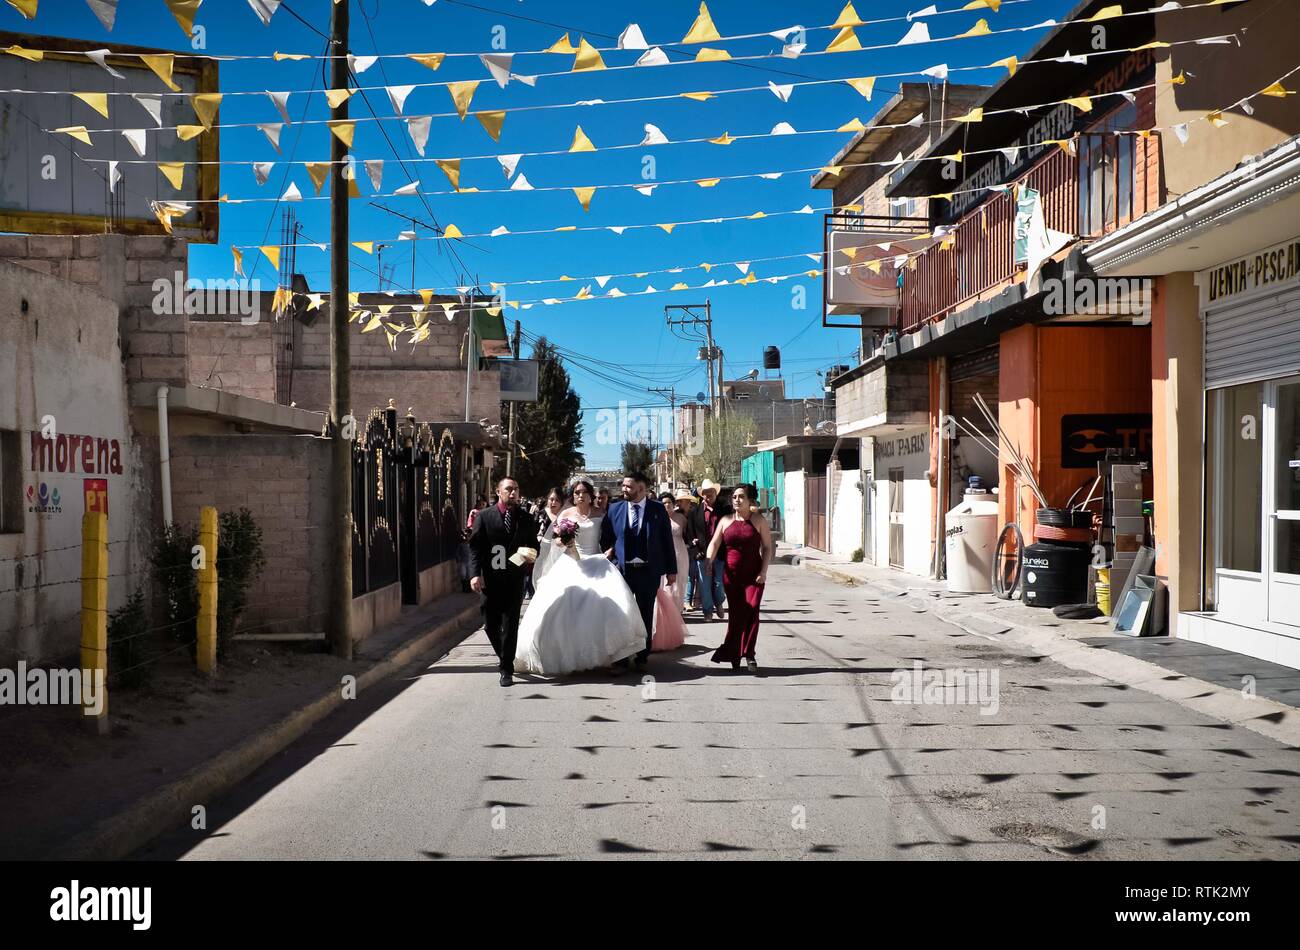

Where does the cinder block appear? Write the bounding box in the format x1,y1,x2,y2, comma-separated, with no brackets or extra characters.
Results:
0,235,29,258
67,258,102,285
26,235,74,258
75,235,105,257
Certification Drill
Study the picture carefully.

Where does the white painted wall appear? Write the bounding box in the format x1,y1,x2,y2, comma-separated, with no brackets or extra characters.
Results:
872,427,932,578
0,262,146,665
829,464,864,557
783,470,805,547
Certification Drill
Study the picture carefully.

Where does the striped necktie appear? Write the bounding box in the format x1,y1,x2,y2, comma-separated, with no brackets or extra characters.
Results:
503,506,514,537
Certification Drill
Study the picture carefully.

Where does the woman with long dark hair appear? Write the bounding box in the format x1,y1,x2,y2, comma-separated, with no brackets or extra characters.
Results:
706,483,773,672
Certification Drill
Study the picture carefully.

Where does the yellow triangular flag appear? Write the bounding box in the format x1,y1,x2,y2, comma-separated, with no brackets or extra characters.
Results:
954,107,984,123
837,118,865,133
448,81,478,120
845,77,876,100
3,46,43,61
55,126,93,145
709,132,735,145
865,260,882,275
408,52,445,71
325,88,354,109
569,126,596,152
964,0,1000,9
347,175,360,198
273,52,309,61
435,158,461,190
419,289,434,305
738,272,757,285
475,110,505,141
362,313,383,333
822,165,844,177
670,282,688,291
158,162,185,190
73,92,109,118
1170,71,1187,86
231,247,244,276
545,33,578,54
352,241,374,254
140,54,181,92
573,186,595,211
659,224,677,234
840,247,860,260
328,120,355,147
1207,111,1229,128
700,262,714,272
191,92,222,129
959,18,991,38
696,178,721,187
259,245,280,270
306,162,331,195
1261,82,1295,98
164,0,202,38
4,1,37,19
748,211,767,219
573,37,605,72
1089,4,1122,21
1135,41,1171,51
827,26,861,53
682,2,721,44
443,224,463,239
1064,96,1093,113
554,226,576,232
833,2,864,28
176,125,206,141
681,91,715,102
695,48,731,62
989,55,1018,76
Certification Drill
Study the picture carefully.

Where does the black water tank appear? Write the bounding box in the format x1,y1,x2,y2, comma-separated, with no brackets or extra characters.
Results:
1021,542,1090,608
763,346,781,370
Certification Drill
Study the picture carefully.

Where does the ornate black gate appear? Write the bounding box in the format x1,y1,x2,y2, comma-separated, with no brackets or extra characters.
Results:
352,408,399,597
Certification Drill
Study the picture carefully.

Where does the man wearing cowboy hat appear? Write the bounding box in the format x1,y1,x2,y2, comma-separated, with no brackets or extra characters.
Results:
671,488,701,610
684,479,732,621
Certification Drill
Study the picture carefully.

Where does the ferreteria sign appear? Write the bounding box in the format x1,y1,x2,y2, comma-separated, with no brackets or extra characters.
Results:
1200,235,1300,308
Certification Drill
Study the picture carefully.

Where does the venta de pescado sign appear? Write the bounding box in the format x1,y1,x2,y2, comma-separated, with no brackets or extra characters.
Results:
1201,236,1300,307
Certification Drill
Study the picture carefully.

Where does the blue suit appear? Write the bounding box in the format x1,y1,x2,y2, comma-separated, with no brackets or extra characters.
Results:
600,497,677,661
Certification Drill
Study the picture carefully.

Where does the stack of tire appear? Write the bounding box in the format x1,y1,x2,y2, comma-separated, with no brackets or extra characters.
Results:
1022,508,1093,609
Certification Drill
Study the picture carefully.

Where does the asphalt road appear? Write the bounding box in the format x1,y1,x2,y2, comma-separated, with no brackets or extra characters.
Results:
138,564,1300,860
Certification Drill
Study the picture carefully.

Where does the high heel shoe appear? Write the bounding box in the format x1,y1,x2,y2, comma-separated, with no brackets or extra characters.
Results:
730,659,740,669
746,658,759,673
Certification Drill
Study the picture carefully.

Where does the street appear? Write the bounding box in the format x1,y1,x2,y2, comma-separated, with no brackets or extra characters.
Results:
138,564,1300,860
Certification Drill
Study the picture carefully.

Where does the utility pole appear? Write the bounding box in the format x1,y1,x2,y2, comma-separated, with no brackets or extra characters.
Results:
665,300,722,480
326,0,352,660
506,319,521,477
464,280,475,423
648,385,677,487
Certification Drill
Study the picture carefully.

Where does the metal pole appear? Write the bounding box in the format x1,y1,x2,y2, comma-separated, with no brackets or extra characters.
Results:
506,319,520,477
326,0,353,660
464,284,474,423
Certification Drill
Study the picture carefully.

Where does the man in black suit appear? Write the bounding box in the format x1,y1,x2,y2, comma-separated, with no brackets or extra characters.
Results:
468,476,538,686
600,471,677,670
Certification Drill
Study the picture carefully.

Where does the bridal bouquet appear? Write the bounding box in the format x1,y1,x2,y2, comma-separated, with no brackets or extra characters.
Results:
553,518,581,560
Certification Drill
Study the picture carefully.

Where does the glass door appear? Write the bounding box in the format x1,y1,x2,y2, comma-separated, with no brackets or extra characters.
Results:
1205,382,1265,622
1268,379,1300,626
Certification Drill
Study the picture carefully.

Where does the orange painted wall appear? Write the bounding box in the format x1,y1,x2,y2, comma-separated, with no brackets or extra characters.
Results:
999,324,1153,538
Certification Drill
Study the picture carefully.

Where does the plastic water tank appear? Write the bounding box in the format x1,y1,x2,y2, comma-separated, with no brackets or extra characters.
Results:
945,477,1000,593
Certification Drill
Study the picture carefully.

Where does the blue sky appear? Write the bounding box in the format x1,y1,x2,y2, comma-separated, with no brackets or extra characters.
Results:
3,0,1077,468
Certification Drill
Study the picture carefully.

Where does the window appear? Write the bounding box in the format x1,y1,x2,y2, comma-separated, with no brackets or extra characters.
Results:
0,428,21,533
1204,383,1264,607
1078,101,1139,236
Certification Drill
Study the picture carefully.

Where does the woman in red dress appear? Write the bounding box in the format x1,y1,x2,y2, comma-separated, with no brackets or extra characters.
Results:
706,483,774,672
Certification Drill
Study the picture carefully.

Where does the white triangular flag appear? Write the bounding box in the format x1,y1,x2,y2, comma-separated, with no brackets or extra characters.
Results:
498,153,522,178
769,25,802,39
904,113,924,127
480,53,513,89
643,284,657,294
771,122,796,135
768,82,793,102
999,146,1019,164
607,288,625,298
399,230,416,240
365,159,384,192
1240,99,1255,116
106,159,121,193
348,54,378,74
252,161,274,185
595,275,612,288
797,205,815,214
406,115,431,156
121,129,147,157
256,122,283,152
266,90,291,124
635,184,657,196
759,172,783,179
898,22,930,45
782,42,805,58
636,47,669,67
491,225,510,236
608,226,627,235
86,0,119,30
1117,91,1136,105
133,93,162,127
1173,123,1189,145
395,181,420,196
908,4,938,18
641,123,669,145
386,84,415,115
734,261,750,274
921,63,948,81
515,74,538,87
246,0,281,25
1056,50,1088,65
510,173,533,191
86,49,125,79
281,181,302,202
619,24,648,50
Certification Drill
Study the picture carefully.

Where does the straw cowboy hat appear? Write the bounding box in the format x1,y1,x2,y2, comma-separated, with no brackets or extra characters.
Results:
698,479,720,492
673,489,696,504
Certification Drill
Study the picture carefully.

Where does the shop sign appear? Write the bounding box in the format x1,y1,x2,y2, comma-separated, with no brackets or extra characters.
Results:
877,432,928,458
84,478,109,514
1061,413,1152,468
1200,235,1300,308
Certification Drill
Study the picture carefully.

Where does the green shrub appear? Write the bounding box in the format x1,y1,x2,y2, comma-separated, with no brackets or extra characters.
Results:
851,548,865,563
107,587,151,688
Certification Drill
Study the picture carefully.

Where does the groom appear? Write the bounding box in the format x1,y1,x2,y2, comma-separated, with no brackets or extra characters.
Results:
601,471,676,669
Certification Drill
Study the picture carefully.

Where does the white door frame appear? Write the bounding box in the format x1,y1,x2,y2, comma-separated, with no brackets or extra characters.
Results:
1265,375,1300,627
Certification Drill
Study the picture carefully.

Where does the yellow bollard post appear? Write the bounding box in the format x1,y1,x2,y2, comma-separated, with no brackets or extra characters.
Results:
80,510,109,733
197,506,218,675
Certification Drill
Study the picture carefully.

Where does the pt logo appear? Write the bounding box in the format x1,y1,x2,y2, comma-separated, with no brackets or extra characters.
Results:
27,482,63,514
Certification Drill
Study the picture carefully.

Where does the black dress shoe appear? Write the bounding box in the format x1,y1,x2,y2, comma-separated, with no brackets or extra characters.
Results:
499,671,513,687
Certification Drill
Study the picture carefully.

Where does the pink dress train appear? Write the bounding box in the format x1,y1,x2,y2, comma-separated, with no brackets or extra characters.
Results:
652,583,687,651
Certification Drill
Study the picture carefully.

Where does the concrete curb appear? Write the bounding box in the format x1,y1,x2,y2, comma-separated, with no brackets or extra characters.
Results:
51,603,481,861
799,559,1300,748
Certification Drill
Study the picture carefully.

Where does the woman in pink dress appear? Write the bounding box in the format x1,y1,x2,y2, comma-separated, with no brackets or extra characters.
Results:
650,492,689,651
706,483,774,672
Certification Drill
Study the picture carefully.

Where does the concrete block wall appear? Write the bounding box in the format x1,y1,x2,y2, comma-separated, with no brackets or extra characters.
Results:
165,434,331,633
836,360,929,425
288,368,501,425
187,322,276,403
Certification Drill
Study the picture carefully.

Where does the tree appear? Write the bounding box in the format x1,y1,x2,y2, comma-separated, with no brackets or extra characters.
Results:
680,411,755,485
620,440,654,476
506,337,585,496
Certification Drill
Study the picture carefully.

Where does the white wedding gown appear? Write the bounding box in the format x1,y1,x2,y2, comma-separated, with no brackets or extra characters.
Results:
515,513,646,676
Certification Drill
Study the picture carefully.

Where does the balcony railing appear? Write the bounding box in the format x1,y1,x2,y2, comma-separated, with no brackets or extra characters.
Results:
898,131,1157,332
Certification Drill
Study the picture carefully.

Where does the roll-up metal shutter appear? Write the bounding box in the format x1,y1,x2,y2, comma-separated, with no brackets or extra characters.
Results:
1204,284,1300,389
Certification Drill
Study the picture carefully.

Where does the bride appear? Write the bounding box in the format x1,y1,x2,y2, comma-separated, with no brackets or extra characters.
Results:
515,479,646,676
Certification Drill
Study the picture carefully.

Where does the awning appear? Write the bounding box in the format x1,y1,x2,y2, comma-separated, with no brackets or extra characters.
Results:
472,308,511,357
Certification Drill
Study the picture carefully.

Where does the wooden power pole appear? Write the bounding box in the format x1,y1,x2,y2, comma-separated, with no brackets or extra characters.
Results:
327,0,352,660
506,319,521,476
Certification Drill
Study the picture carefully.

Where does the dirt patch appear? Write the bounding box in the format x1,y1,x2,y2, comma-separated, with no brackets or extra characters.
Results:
991,821,1100,857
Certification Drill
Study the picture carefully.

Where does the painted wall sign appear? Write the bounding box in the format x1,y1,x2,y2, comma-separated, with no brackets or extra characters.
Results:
29,432,123,476
84,478,108,514
1201,236,1300,308
25,481,63,515
1061,413,1153,468
876,432,928,458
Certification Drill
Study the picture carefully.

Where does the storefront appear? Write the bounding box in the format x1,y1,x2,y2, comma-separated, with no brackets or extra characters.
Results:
873,426,932,575
1196,235,1300,661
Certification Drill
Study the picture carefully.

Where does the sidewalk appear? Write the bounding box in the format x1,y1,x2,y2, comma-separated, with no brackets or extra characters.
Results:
790,546,1300,746
0,592,482,860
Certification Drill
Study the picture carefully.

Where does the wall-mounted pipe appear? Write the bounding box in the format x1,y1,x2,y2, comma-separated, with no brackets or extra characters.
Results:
157,385,173,526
